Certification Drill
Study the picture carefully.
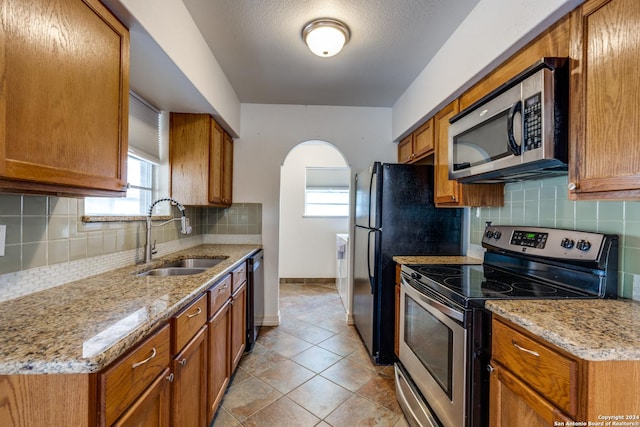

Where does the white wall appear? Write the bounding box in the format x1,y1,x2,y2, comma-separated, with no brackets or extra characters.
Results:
279,142,349,278
233,104,394,325
391,0,583,141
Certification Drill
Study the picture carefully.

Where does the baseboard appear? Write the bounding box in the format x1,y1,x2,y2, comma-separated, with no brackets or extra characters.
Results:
280,277,336,285
260,313,280,326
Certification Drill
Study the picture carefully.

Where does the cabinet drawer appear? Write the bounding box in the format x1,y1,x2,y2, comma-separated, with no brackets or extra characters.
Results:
209,274,232,317
492,319,577,416
172,294,207,354
100,324,171,427
231,263,247,293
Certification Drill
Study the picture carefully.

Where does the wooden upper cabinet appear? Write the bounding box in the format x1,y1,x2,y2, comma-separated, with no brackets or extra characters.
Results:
397,119,434,163
0,0,129,197
434,100,504,207
170,113,233,206
568,0,640,200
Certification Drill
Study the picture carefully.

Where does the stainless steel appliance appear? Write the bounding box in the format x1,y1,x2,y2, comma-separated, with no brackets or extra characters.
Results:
354,162,464,364
246,249,263,351
395,224,618,427
449,57,569,183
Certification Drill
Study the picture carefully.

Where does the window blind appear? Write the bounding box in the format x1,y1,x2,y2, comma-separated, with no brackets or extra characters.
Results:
128,92,161,164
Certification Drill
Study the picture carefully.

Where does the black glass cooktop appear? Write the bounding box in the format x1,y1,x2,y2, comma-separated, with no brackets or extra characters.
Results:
407,264,595,307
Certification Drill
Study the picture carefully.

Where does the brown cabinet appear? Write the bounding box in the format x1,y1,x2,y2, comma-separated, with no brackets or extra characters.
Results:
170,113,233,206
230,282,247,372
99,324,171,427
490,316,640,425
398,119,434,163
434,101,504,207
171,326,208,427
0,0,129,197
207,300,231,421
568,0,640,200
112,367,171,427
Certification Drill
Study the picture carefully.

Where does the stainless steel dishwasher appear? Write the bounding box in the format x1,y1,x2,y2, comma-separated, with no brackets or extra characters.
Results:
246,249,264,351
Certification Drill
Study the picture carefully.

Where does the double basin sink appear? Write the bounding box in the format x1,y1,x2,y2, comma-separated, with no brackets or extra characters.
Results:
137,257,228,277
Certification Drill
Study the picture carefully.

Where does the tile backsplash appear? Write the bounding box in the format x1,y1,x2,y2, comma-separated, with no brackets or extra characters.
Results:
470,176,640,299
0,194,262,301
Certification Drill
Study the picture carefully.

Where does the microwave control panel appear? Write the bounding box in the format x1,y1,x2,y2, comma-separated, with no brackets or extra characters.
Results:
523,92,542,151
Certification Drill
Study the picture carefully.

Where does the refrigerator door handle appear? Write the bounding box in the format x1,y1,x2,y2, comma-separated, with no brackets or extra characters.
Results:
368,166,377,229
367,229,376,294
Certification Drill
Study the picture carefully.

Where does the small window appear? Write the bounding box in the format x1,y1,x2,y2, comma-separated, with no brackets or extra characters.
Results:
85,92,163,217
304,167,350,217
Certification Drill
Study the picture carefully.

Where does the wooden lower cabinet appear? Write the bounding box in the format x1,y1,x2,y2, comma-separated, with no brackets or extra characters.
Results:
112,367,171,427
490,316,640,425
230,283,247,372
207,301,231,421
171,326,208,427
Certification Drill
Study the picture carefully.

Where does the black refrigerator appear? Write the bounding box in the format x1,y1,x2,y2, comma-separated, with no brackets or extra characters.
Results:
353,162,463,364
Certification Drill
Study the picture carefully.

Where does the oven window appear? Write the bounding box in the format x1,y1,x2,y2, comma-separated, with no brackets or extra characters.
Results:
404,294,453,398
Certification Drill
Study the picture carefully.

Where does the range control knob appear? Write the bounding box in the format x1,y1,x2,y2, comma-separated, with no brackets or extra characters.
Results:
561,238,575,249
493,231,502,240
576,240,591,251
485,230,494,239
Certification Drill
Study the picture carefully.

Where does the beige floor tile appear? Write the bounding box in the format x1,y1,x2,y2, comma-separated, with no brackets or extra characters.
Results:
325,394,401,427
243,397,320,427
289,324,336,344
320,358,377,392
238,344,288,375
260,330,314,358
357,373,403,414
287,375,352,419
318,333,367,357
290,345,342,373
255,359,315,394
210,406,241,427
221,377,282,421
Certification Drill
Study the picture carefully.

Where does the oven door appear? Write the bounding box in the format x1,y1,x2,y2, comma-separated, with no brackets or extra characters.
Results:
398,274,468,427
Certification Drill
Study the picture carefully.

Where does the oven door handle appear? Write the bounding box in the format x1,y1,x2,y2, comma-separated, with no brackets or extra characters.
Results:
402,276,464,323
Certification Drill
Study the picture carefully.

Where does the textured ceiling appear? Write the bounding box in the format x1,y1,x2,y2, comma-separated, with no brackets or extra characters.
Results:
181,0,481,107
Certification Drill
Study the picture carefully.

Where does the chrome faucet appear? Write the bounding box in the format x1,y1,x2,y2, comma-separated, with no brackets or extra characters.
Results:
144,197,192,263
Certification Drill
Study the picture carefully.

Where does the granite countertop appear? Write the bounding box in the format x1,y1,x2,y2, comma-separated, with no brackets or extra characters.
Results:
393,255,483,265
0,244,260,375
486,299,640,361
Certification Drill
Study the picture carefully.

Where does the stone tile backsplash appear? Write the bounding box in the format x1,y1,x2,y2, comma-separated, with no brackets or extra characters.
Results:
0,195,262,302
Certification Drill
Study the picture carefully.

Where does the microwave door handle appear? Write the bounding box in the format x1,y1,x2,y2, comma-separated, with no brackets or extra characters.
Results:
507,100,522,156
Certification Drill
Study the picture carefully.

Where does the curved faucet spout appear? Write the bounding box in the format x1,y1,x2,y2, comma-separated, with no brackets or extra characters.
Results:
144,197,192,263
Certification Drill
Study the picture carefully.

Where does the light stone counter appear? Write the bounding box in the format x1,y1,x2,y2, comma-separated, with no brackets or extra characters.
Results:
486,299,640,361
393,255,483,265
0,244,260,375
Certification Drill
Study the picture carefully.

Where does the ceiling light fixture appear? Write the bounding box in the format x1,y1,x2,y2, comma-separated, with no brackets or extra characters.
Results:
302,18,350,58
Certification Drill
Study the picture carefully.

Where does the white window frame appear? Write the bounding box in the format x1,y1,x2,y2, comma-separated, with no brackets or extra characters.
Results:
304,167,350,218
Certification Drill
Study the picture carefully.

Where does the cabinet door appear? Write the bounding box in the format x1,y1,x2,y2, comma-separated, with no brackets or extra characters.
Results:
171,326,208,427
230,283,247,372
207,302,231,422
209,120,225,205
222,132,233,205
397,135,414,163
489,362,573,427
113,368,171,427
170,113,211,205
412,119,434,159
568,0,640,199
0,0,129,196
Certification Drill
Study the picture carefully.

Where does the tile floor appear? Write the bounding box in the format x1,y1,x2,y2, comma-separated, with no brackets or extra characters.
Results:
210,282,409,426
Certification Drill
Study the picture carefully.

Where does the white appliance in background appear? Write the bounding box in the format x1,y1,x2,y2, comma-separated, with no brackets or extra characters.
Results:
335,233,352,323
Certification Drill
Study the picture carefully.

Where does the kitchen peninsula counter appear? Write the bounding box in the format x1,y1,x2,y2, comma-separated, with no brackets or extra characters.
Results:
486,298,640,361
0,244,260,375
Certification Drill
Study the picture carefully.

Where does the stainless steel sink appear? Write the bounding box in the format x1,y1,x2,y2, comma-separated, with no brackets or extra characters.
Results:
137,267,208,277
161,257,228,269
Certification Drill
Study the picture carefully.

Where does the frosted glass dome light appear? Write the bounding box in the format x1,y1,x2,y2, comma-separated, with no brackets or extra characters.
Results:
302,19,350,58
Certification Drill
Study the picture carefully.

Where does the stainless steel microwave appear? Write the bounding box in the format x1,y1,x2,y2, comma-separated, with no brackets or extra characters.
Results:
448,57,569,183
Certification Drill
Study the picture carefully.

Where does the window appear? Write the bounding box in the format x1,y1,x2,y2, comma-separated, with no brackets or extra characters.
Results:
85,93,163,217
304,167,350,217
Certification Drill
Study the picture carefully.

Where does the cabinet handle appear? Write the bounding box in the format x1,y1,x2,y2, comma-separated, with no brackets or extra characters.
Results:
568,182,577,191
166,372,174,383
512,339,540,357
487,363,495,373
179,358,187,367
187,307,202,318
132,347,157,368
